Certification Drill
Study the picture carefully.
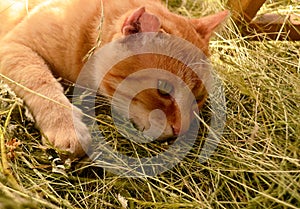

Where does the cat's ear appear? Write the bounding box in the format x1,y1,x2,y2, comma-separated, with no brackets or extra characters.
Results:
122,7,161,36
191,10,229,41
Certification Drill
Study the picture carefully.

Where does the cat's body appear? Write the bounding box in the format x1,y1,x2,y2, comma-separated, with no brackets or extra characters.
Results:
0,0,228,156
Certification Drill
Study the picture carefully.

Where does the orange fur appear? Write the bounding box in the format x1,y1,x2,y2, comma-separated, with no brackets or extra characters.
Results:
0,0,228,156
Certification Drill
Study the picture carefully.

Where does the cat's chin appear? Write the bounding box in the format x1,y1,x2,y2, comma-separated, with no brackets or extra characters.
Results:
155,136,177,145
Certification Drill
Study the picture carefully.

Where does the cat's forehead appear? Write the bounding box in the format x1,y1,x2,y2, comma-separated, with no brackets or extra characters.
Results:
108,32,209,94
146,51,208,87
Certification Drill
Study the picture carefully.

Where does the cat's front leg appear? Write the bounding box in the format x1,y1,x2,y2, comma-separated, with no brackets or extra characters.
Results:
0,43,90,157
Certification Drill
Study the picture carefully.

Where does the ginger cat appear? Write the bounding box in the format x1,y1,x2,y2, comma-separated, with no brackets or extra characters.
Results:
0,0,228,157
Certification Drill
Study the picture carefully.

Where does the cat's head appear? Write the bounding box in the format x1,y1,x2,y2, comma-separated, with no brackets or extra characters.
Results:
101,6,228,141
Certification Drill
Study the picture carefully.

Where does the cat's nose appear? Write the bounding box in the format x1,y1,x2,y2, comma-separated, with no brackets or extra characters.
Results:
172,121,191,136
171,125,180,136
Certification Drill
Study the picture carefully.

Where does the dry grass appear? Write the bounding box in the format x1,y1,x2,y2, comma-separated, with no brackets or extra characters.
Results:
0,0,299,208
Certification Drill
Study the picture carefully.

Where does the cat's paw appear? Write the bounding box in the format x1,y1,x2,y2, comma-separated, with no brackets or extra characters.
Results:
42,106,91,157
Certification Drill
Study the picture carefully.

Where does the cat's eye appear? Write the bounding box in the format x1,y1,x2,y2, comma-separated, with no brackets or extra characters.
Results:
157,80,174,96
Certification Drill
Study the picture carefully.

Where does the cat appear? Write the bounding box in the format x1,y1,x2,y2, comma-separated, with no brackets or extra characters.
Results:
0,0,228,157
